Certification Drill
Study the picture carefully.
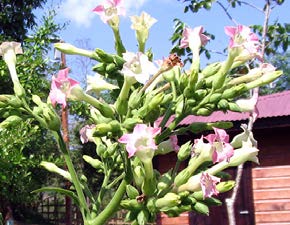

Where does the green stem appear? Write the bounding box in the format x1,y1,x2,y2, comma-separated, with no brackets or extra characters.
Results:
170,81,177,101
79,92,115,118
96,168,111,213
142,160,155,196
90,179,128,225
53,131,90,220
119,79,132,101
112,27,126,56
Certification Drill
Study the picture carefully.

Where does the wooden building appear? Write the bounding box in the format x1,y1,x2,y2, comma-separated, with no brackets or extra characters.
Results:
155,90,290,225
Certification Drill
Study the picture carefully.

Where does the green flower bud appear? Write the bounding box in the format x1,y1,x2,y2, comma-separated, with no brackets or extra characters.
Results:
182,196,197,206
193,202,209,215
115,98,128,116
82,155,103,170
221,84,246,99
137,210,149,225
128,89,143,109
105,63,117,73
92,63,106,75
147,93,164,112
228,102,241,112
191,191,204,201
93,120,121,137
177,141,193,161
155,193,181,209
95,48,114,63
90,107,112,124
126,185,140,199
196,108,212,116
40,161,72,181
193,89,207,100
157,171,172,193
202,62,221,77
217,99,229,110
216,181,235,193
161,93,173,105
209,93,222,103
120,199,143,211
174,169,192,187
203,197,222,206
54,42,97,59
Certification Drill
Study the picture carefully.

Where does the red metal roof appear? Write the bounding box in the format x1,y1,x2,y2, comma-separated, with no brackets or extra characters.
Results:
179,90,290,125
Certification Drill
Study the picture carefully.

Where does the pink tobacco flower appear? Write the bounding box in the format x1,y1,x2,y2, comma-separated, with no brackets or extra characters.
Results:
225,25,261,60
118,124,161,160
205,127,234,163
170,135,180,152
93,0,125,24
180,26,210,49
49,68,79,108
200,172,221,198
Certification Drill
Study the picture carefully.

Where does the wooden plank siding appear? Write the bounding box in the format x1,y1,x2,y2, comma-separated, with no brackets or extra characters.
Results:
252,166,290,225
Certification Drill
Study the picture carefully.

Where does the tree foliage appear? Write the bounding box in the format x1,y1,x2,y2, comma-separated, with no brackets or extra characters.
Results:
0,0,47,42
0,10,64,221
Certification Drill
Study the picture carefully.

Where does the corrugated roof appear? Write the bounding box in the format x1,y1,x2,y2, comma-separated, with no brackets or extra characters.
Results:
179,90,290,125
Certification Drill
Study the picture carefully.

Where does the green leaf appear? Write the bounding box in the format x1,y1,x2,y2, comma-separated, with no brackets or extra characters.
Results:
32,186,80,206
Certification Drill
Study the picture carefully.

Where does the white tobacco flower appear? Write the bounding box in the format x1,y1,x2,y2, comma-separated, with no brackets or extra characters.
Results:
121,52,157,84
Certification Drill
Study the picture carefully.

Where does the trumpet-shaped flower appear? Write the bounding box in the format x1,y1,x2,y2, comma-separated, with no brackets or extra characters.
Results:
191,136,213,161
205,127,234,163
130,11,157,47
121,52,157,84
180,26,210,50
118,124,161,161
200,172,221,198
93,0,125,24
0,42,22,82
49,68,79,108
86,73,118,94
225,25,261,61
130,11,157,32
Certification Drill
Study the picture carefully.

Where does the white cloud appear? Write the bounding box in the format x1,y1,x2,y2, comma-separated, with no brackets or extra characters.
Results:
59,0,150,27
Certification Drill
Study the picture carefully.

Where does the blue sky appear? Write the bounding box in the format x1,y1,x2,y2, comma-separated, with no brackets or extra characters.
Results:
34,0,290,80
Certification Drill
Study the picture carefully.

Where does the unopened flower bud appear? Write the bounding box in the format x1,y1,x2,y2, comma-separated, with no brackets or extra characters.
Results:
54,42,97,59
126,184,139,199
155,193,181,209
177,141,192,161
40,161,72,181
193,202,209,215
202,62,221,77
83,155,103,170
216,180,235,193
